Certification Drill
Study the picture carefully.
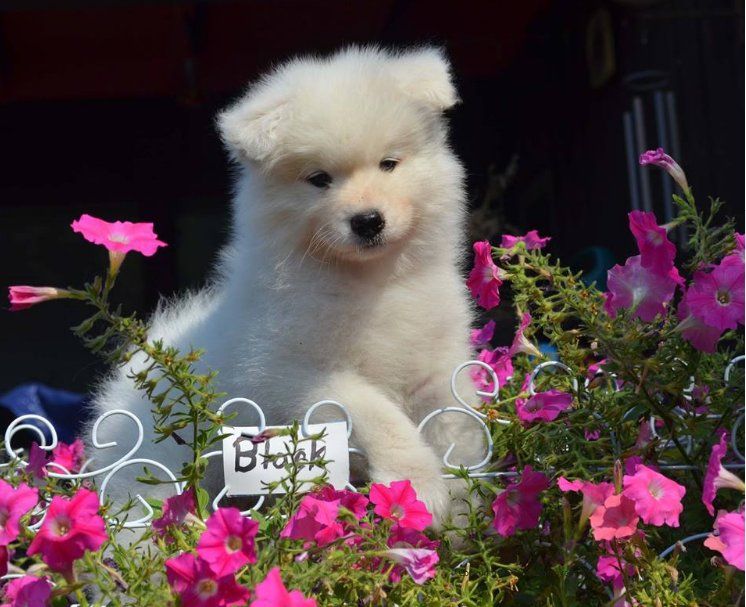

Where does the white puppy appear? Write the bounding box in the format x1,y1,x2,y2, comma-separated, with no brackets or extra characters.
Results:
88,46,478,525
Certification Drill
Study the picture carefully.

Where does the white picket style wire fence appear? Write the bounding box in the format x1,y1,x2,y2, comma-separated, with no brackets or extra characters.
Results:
2,355,744,564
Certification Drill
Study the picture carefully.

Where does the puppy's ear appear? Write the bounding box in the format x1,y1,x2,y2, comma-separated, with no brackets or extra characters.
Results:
392,47,459,111
217,84,288,163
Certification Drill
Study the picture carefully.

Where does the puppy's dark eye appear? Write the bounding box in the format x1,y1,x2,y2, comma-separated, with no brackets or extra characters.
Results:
379,158,399,172
306,171,332,189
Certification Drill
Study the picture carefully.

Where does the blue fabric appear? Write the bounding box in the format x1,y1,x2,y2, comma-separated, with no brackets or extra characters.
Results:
0,383,86,443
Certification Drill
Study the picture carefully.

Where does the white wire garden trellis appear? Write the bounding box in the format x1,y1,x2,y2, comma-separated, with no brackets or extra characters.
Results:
2,355,744,558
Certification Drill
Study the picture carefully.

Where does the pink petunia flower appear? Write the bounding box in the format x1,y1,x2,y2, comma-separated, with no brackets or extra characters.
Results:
639,148,689,191
0,479,39,546
26,443,49,479
557,478,614,526
605,255,678,322
515,390,572,424
388,524,439,551
491,466,549,537
7,286,70,312
369,480,432,531
49,439,85,474
589,493,639,541
508,312,541,357
684,261,745,331
596,553,636,584
280,495,344,546
27,488,107,576
165,552,250,607
704,510,745,571
628,211,676,273
702,432,745,516
71,214,167,257
197,507,259,576
249,567,317,607
313,486,369,521
384,548,439,584
470,320,496,348
676,297,723,353
466,241,504,310
0,575,53,607
152,488,197,540
471,347,513,396
500,230,551,251
622,464,685,527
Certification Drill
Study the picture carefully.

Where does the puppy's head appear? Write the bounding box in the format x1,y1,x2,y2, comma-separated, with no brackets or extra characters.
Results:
219,46,463,262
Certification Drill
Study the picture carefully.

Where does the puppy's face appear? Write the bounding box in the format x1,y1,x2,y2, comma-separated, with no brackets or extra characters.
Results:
220,47,462,263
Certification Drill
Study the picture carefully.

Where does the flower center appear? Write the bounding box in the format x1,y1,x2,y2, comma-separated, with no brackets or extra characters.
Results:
0,508,8,529
108,233,130,244
390,504,404,519
52,514,72,536
717,290,730,305
648,481,663,500
197,578,218,598
225,535,242,553
524,400,541,412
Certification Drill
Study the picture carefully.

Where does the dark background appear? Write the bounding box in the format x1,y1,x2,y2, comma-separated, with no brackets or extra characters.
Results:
1,0,743,397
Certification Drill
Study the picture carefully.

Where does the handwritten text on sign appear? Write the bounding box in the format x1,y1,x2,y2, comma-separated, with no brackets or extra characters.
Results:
222,422,350,496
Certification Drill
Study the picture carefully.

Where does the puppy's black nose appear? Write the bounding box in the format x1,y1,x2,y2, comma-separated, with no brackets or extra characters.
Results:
350,210,385,240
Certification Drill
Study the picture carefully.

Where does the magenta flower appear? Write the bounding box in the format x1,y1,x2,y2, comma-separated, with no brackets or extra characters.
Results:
313,486,369,520
605,255,677,322
280,495,344,546
684,261,745,331
165,552,250,607
508,312,541,357
369,480,432,531
7,286,69,312
500,230,551,251
0,575,53,607
589,493,639,541
249,567,317,607
384,548,439,584
197,507,259,576
49,439,85,474
557,478,614,526
628,211,676,273
584,429,601,441
71,214,167,257
676,297,723,353
466,241,504,310
470,319,496,348
515,390,572,424
596,554,635,584
388,524,439,551
622,464,685,527
0,479,39,546
704,510,745,571
27,488,107,576
0,546,6,577
152,488,197,540
491,466,549,537
639,147,689,191
471,347,513,395
26,443,49,479
702,432,745,516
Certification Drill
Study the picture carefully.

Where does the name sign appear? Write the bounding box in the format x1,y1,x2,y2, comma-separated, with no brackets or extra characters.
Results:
221,422,349,496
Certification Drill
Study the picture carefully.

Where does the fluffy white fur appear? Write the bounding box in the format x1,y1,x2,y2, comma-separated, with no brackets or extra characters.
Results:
88,46,479,526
